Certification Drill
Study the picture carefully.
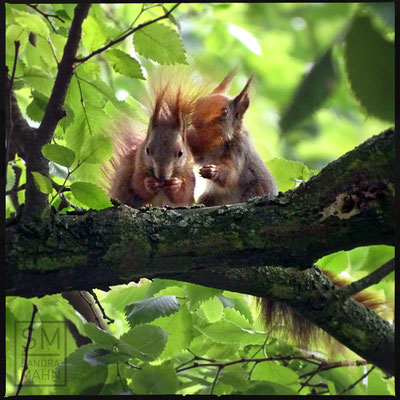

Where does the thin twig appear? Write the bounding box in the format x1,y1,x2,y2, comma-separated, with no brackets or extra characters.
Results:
27,4,65,33
78,291,101,327
16,304,38,396
57,192,84,213
298,364,322,393
339,259,395,297
210,367,222,395
75,3,181,65
338,366,375,395
88,289,114,324
299,359,368,379
75,73,92,135
6,41,21,166
176,356,325,373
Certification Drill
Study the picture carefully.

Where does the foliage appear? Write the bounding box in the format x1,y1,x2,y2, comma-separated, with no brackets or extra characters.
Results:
5,2,394,396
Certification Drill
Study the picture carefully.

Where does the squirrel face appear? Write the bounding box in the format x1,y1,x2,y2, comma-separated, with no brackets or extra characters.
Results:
192,76,252,144
144,120,190,181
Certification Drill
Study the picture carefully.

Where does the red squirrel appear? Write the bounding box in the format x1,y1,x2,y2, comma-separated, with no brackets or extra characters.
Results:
187,70,278,206
106,85,197,208
187,71,390,348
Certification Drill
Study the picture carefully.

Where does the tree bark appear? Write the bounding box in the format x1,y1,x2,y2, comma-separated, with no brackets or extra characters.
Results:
6,128,394,374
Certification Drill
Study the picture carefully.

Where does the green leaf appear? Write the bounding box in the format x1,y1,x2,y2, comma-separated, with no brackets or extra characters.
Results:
84,323,120,347
361,245,394,273
265,158,319,192
105,49,145,79
26,91,49,122
219,365,250,391
83,348,130,366
82,15,106,52
344,14,394,122
223,308,251,330
252,362,298,384
152,306,192,360
53,344,108,394
103,281,152,311
20,67,54,97
119,324,169,361
31,171,53,194
125,295,180,327
80,135,113,164
6,164,16,192
15,11,50,38
6,24,28,56
78,78,131,113
197,320,266,345
130,363,179,394
42,144,75,168
238,381,298,395
280,49,337,133
70,182,112,210
185,283,223,306
133,22,187,65
316,250,349,274
200,296,224,323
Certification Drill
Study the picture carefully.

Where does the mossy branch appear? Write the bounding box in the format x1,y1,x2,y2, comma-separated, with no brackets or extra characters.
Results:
6,128,394,374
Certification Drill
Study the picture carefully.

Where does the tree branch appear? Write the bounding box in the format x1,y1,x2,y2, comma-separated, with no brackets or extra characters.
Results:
5,129,395,375
27,4,65,33
20,4,91,221
74,3,180,65
339,258,395,297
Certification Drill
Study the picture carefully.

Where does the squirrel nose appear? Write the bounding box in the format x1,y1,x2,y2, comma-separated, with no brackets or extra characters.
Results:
157,174,166,181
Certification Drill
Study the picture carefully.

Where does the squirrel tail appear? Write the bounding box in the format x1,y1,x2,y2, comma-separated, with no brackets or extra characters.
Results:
101,115,145,204
259,268,390,350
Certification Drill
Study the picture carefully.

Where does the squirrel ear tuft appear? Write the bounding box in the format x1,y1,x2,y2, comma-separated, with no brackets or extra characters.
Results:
212,69,237,94
233,75,253,117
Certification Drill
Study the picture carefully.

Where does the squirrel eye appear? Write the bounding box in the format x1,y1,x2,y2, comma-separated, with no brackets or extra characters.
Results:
177,150,183,158
221,108,228,117
145,147,150,155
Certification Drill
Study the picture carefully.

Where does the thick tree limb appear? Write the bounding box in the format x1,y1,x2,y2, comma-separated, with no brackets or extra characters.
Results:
20,4,91,221
5,129,394,374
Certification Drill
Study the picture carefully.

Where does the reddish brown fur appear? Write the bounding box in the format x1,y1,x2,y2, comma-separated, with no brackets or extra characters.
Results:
104,80,202,208
259,269,391,351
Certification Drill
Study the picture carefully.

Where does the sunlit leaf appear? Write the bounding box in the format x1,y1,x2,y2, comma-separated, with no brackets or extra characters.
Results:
125,296,180,327
70,182,112,209
31,171,53,194
80,135,113,164
133,22,187,65
105,49,145,79
6,164,16,192
130,364,178,394
15,11,50,38
42,143,75,168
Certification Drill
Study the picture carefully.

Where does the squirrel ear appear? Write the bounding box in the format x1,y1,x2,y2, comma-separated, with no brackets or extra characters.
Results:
233,74,253,117
151,85,169,127
212,69,237,94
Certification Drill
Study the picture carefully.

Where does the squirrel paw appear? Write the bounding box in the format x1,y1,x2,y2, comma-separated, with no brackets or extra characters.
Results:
164,177,183,192
144,177,162,194
200,164,220,181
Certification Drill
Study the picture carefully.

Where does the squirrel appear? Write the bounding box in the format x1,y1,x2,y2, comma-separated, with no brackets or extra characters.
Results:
106,83,199,208
187,70,390,349
187,70,278,205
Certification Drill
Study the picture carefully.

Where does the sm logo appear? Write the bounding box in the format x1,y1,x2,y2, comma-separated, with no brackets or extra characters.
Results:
14,321,67,387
